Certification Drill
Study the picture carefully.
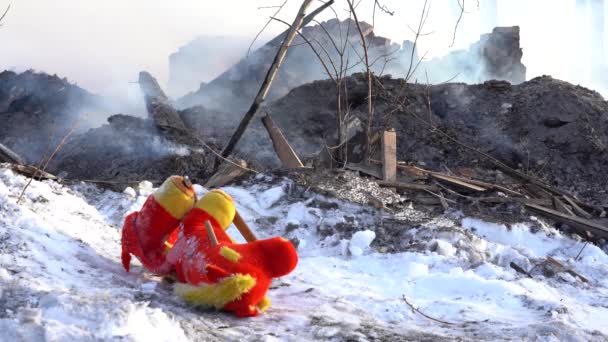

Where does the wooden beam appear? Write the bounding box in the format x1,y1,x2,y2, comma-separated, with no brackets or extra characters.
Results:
261,113,303,169
204,159,248,188
525,203,608,240
216,0,315,170
345,163,383,179
563,195,593,220
10,164,56,180
430,173,487,192
381,129,397,182
553,196,575,216
377,180,438,192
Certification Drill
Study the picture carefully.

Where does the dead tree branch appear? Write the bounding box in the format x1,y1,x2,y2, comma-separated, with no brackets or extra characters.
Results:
248,0,288,56
216,0,316,170
271,16,337,83
405,0,432,82
0,4,10,26
266,0,335,48
450,0,466,47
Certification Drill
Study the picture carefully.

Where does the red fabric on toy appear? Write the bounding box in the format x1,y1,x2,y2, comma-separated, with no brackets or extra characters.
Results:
167,207,299,317
120,195,180,274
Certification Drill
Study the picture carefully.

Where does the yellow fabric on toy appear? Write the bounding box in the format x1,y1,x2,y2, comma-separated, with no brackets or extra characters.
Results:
195,190,236,230
257,296,271,312
174,273,256,309
153,176,196,219
219,246,241,263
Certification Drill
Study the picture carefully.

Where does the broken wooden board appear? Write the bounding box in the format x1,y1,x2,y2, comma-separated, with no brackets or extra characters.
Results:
0,142,25,165
204,159,248,188
552,196,575,216
377,180,438,192
381,129,397,182
345,163,383,179
563,195,593,220
546,256,589,283
429,173,487,192
525,203,608,240
261,113,304,169
10,164,57,180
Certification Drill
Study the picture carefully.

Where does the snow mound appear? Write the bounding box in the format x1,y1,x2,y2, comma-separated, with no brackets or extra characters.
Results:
1,167,608,340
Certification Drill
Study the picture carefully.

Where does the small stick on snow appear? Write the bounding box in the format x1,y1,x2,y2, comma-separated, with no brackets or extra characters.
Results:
402,295,489,326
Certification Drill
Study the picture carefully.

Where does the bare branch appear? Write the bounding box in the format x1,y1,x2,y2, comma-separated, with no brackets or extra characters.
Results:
405,0,431,82
271,16,337,83
248,0,288,57
374,0,394,15
0,4,10,26
450,0,465,47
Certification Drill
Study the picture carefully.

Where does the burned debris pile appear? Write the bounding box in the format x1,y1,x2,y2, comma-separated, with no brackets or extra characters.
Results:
0,18,606,243
0,70,105,162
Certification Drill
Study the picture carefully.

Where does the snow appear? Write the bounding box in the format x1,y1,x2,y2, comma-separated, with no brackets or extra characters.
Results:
1,167,608,340
348,230,376,256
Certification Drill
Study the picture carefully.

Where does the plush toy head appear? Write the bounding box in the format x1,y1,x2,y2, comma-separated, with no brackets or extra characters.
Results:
153,176,197,219
196,189,236,230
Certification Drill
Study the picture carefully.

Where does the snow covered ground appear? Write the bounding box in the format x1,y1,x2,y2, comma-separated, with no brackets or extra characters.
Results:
1,166,608,341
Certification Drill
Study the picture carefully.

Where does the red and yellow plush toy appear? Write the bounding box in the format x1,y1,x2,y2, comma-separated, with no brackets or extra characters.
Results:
121,176,298,317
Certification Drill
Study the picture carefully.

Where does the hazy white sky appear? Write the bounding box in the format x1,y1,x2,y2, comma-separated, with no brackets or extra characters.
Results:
0,0,594,98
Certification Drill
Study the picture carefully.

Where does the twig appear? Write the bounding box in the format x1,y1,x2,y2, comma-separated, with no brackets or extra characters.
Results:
195,136,258,174
271,16,336,83
450,0,465,47
402,295,489,326
0,4,10,26
575,242,588,261
402,295,457,325
248,0,288,57
405,0,432,82
17,116,84,204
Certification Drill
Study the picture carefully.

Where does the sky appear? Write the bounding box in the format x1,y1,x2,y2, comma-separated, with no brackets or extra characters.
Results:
0,0,600,99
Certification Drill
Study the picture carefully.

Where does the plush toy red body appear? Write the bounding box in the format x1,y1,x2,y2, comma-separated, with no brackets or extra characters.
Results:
121,176,298,317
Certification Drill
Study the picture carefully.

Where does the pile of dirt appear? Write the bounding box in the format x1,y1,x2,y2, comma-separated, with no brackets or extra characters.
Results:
0,70,105,163
202,74,606,206
49,114,214,190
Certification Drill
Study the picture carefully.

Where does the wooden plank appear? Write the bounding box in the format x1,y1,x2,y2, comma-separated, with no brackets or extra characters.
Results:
345,163,383,179
381,129,397,182
546,256,589,283
204,159,248,188
525,203,608,240
10,164,57,180
377,181,438,192
553,196,575,216
563,195,594,220
261,113,304,169
430,173,487,192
